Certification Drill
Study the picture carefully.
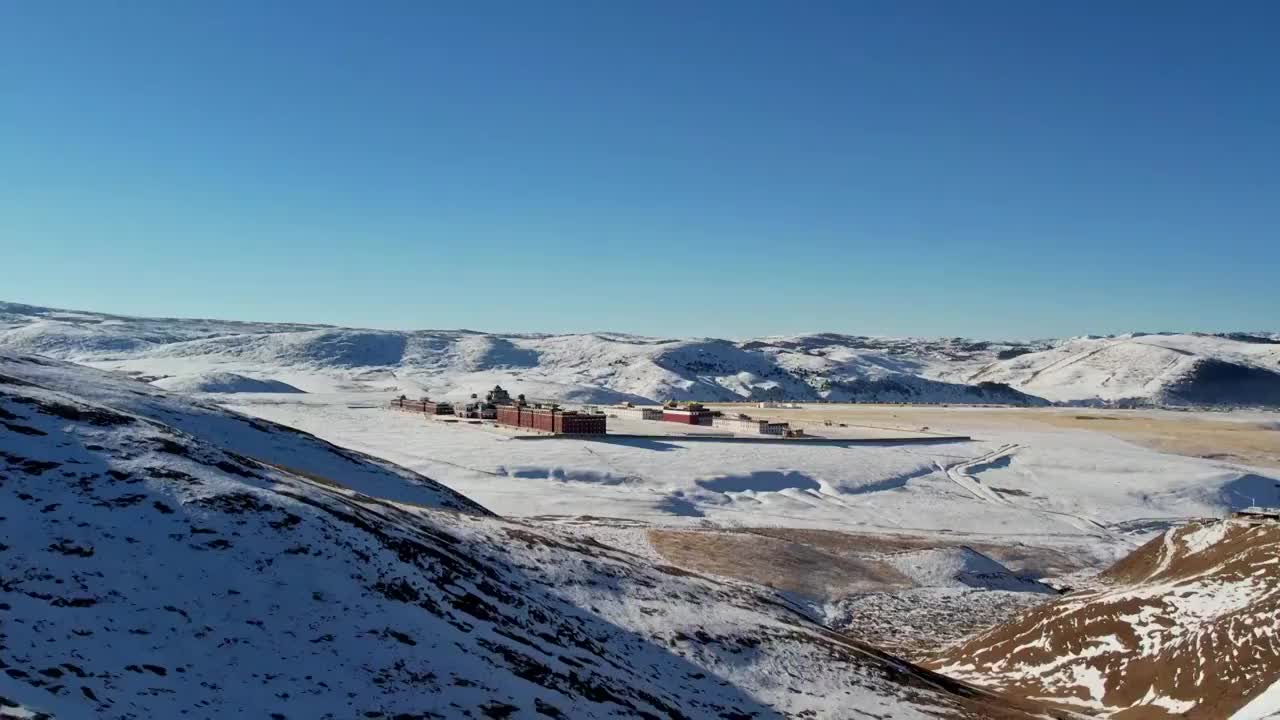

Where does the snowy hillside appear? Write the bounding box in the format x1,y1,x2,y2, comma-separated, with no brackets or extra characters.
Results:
2,300,1277,407
0,301,326,357
967,333,1280,406
933,519,1280,718
881,547,1056,593
151,371,305,394
0,353,1076,719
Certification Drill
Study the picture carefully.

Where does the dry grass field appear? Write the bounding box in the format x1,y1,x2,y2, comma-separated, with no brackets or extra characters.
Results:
647,527,1090,600
705,404,1280,469
647,527,1087,660
647,528,914,599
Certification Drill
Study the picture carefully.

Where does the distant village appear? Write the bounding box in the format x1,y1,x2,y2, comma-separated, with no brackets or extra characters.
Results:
390,385,806,437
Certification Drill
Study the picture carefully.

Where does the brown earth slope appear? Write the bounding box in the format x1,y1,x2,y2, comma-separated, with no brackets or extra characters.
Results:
930,519,1280,718
650,527,1090,596
649,528,1069,661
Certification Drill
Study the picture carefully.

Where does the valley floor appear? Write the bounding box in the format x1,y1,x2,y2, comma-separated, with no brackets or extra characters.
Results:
226,395,1276,542
221,392,1280,657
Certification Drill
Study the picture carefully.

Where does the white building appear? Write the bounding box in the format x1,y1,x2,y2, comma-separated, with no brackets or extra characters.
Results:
611,406,665,421
1232,507,1280,524
714,414,789,435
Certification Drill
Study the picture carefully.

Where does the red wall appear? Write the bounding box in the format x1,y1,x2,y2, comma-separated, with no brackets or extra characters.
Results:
662,411,712,425
496,406,605,434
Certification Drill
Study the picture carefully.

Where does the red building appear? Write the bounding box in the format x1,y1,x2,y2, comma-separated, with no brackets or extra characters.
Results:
390,397,454,415
661,403,714,425
496,404,607,434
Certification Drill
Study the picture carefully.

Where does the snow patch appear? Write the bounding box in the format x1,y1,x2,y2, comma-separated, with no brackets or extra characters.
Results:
882,547,1056,593
151,371,305,394
1233,678,1280,720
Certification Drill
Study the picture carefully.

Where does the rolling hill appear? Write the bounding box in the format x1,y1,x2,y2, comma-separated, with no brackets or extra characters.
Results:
150,371,306,394
932,518,1280,718
2,300,1277,407
965,333,1280,406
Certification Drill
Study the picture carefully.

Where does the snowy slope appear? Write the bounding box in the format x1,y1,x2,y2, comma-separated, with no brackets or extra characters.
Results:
933,519,1280,718
0,353,1076,719
151,371,304,394
0,355,484,511
0,301,326,358
2,300,1277,406
881,548,1056,593
969,333,1280,406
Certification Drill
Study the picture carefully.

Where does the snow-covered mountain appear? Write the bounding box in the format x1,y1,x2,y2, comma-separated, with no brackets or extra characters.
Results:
966,333,1280,406
933,519,1280,718
0,352,1074,719
3,300,1277,407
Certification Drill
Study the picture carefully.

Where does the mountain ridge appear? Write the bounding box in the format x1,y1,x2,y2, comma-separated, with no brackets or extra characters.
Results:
931,518,1280,718
3,300,1278,408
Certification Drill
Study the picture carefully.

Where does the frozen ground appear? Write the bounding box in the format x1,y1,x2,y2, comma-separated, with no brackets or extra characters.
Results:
222,390,1280,673
223,390,1280,583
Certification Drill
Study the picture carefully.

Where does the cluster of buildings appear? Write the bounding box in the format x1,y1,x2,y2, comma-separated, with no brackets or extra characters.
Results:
611,406,666,422
715,413,795,436
616,399,721,422
391,387,512,420
492,384,607,434
1232,507,1280,524
611,402,803,436
393,388,804,438
661,402,717,425
450,385,515,419
393,385,609,435
389,397,454,416
611,402,715,425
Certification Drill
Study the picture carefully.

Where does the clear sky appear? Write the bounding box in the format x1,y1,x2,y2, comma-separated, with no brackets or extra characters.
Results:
2,2,1276,338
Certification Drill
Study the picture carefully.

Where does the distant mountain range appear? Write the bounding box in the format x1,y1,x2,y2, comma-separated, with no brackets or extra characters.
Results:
3,300,1279,407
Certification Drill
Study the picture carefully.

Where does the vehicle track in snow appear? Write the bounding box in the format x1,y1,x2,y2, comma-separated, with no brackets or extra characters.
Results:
1016,343,1114,386
940,444,1018,506
939,445,1133,545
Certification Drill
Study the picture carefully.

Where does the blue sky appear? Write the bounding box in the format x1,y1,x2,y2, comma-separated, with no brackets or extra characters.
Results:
2,2,1276,338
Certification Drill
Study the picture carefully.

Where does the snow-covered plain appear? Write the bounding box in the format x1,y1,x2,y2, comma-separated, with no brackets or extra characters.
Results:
218,389,1280,586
